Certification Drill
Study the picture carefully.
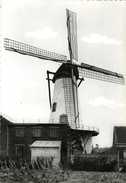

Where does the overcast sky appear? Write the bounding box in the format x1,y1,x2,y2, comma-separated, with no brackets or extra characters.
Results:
1,0,126,147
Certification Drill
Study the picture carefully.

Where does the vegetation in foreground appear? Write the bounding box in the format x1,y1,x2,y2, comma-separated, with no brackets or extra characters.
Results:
0,169,126,183
0,157,126,183
0,168,70,183
0,157,70,183
61,171,126,183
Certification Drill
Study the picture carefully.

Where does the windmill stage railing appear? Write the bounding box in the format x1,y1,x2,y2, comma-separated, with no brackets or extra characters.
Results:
76,124,99,133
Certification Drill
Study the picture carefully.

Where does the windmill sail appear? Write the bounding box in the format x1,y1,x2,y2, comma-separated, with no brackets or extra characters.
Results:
66,9,78,62
4,38,67,63
78,62,125,84
3,38,124,84
66,9,79,128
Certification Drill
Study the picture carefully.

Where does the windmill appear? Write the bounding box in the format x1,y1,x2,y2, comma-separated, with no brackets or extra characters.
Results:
3,9,125,155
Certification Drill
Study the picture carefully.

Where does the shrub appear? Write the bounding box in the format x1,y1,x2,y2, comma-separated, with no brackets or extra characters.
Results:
71,155,117,171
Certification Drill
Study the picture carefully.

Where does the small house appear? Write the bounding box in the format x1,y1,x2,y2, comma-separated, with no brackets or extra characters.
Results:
0,115,98,167
113,126,126,167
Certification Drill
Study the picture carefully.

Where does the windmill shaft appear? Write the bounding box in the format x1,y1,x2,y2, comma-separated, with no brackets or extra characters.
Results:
71,68,80,128
64,76,79,128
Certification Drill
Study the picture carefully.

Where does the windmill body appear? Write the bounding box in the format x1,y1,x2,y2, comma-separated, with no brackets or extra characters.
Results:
2,9,125,167
49,64,80,129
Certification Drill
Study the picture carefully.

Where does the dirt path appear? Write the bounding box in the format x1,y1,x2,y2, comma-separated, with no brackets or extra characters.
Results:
60,171,126,183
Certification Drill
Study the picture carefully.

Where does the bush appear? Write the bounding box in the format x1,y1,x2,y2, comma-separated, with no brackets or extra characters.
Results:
0,157,70,183
71,155,117,171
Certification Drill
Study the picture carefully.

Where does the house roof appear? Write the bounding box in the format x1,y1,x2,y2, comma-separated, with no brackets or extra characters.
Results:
114,126,126,144
0,115,69,127
30,140,61,148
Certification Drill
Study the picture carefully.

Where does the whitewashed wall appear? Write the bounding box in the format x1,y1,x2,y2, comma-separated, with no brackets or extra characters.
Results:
49,77,79,129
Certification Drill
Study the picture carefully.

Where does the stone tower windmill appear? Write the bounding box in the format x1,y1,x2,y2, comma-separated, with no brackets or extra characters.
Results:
3,9,125,158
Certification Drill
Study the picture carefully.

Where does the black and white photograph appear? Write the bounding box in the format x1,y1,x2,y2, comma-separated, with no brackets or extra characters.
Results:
0,0,126,182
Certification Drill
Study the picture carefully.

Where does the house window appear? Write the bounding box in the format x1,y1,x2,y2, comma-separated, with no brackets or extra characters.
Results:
52,102,57,112
49,127,58,138
32,128,41,137
15,127,24,137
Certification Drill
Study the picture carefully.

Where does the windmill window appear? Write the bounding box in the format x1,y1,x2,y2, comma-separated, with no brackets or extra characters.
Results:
52,102,57,112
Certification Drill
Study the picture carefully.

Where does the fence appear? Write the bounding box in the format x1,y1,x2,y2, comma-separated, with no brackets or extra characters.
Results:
0,156,54,170
0,157,70,183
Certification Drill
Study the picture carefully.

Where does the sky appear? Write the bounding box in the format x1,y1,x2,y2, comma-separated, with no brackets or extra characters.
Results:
1,0,126,147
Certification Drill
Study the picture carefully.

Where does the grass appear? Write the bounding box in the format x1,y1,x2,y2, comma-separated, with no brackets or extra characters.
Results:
0,169,126,183
0,157,70,183
0,168,70,183
0,158,126,183
60,171,126,183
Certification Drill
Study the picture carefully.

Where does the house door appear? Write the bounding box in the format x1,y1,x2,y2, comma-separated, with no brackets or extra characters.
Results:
15,144,25,159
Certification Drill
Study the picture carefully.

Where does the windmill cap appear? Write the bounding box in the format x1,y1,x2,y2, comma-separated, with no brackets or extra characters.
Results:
52,63,79,82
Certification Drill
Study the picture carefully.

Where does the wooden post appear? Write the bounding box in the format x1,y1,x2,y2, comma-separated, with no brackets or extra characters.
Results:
47,71,52,109
6,126,9,156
